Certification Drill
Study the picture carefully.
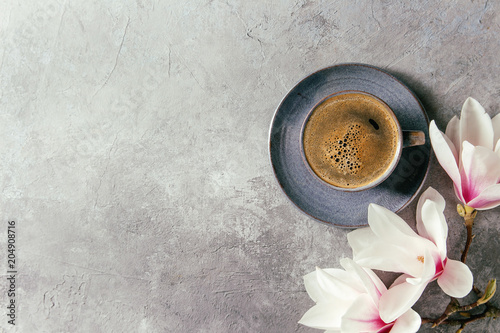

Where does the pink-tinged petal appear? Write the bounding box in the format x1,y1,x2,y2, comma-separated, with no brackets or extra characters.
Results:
314,267,364,301
460,142,500,203
445,116,461,154
493,114,500,145
416,187,447,254
298,302,344,330
418,198,448,258
341,258,386,303
453,183,467,205
389,308,421,333
458,142,475,202
437,259,473,298
429,121,462,188
377,324,394,333
460,97,494,149
468,183,500,210
341,294,386,332
378,279,428,323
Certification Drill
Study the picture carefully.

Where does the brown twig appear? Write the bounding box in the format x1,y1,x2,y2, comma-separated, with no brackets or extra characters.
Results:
458,205,477,264
422,303,500,332
431,298,460,327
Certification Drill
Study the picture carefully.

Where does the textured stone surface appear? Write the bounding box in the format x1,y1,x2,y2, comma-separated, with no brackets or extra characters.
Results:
1,0,499,332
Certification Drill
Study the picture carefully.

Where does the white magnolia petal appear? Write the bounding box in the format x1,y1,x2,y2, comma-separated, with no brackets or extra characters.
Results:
419,199,448,257
347,227,378,256
368,204,418,243
495,138,500,158
298,302,344,330
367,204,439,275
315,267,364,301
460,142,500,204
304,270,349,303
389,308,421,333
304,271,325,303
363,267,388,299
304,268,359,303
460,97,494,149
378,280,428,323
423,248,440,281
429,121,462,188
445,116,461,154
416,187,447,248
404,276,424,285
406,247,438,286
493,113,500,145
353,242,425,277
341,258,385,304
341,294,385,333
468,183,500,210
437,259,473,298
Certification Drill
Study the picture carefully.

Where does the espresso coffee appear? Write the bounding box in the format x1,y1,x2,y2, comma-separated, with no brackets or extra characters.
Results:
303,92,400,190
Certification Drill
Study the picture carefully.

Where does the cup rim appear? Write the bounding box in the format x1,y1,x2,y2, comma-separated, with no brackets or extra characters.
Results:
299,90,403,192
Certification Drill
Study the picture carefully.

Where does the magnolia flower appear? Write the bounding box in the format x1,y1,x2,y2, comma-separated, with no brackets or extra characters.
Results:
429,97,500,210
299,258,421,333
347,187,473,323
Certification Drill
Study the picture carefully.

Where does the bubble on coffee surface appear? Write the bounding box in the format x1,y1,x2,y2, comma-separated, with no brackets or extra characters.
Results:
369,119,379,130
324,124,363,176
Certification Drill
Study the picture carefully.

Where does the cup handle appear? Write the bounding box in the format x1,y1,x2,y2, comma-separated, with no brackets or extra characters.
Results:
402,130,426,148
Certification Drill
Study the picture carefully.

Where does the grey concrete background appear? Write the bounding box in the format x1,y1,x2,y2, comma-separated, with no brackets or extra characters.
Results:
1,0,499,332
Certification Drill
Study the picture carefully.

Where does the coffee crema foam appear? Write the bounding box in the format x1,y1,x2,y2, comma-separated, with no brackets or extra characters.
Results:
303,92,399,189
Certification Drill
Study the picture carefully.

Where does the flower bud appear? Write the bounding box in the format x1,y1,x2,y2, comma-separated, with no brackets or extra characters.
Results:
477,279,496,305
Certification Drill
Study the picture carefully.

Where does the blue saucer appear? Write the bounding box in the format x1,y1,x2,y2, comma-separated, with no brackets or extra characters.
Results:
269,64,431,228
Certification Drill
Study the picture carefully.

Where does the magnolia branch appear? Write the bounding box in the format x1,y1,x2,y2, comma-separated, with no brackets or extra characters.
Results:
422,207,499,331
458,204,477,264
422,299,500,332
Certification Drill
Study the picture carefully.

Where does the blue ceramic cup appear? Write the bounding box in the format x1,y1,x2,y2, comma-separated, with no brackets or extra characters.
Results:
301,90,425,192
